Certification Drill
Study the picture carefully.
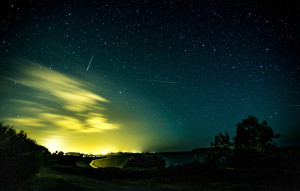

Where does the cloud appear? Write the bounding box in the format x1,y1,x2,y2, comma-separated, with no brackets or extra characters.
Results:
0,60,177,153
3,61,118,136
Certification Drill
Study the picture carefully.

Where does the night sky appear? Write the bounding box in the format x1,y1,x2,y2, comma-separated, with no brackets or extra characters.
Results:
0,0,299,153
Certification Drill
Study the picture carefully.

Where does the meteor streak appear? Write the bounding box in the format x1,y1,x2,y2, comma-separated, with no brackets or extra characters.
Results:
291,105,300,107
137,79,178,84
86,52,95,71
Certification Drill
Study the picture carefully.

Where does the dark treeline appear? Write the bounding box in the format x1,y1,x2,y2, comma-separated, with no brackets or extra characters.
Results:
0,123,50,189
207,116,299,169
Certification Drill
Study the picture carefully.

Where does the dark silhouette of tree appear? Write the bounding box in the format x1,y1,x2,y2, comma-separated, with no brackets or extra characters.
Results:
231,116,280,168
207,116,280,168
58,151,64,156
207,132,233,167
234,116,280,153
0,123,49,188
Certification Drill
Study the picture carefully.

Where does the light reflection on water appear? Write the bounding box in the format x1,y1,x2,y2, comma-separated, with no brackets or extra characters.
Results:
90,155,133,168
90,151,209,168
158,151,208,167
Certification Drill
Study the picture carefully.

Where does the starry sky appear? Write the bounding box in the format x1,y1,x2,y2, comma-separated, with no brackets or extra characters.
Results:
0,0,299,153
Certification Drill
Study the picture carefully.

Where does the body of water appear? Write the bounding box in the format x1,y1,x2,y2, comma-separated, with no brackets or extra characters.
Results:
158,151,208,167
90,155,133,168
90,151,209,168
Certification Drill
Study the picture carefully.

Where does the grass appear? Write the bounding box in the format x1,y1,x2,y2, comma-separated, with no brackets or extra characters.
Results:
2,153,299,190
21,161,299,191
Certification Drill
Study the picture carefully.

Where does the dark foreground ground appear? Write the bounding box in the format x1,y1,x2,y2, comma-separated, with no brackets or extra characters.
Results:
7,160,299,191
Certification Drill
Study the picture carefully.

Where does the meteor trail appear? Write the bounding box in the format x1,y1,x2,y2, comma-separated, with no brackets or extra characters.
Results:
137,79,178,84
291,105,300,107
86,52,95,71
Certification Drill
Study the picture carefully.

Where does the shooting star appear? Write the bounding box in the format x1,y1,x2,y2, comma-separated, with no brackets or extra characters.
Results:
137,79,178,84
86,52,95,71
290,105,300,107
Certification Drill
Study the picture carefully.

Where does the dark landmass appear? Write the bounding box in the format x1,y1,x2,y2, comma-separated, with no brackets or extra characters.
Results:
1,122,300,190
192,148,210,152
1,151,298,190
1,147,300,190
47,155,106,167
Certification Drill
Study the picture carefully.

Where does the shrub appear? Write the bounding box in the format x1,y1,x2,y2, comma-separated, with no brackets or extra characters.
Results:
0,123,49,188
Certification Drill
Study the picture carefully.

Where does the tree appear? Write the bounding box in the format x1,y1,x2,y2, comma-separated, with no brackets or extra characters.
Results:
231,116,280,168
207,116,280,168
234,116,280,153
207,132,233,167
0,123,49,188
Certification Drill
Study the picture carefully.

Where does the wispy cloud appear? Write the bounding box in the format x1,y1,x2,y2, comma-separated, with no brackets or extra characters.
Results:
4,62,118,137
0,61,176,153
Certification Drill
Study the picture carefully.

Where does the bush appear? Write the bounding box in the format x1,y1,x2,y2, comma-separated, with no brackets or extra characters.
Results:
207,132,233,167
0,123,49,188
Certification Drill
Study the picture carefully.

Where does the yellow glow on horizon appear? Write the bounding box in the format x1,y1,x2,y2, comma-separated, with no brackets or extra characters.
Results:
44,137,62,153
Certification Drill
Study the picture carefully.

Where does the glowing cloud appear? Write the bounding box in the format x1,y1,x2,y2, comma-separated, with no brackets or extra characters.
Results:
2,62,119,151
0,61,181,153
